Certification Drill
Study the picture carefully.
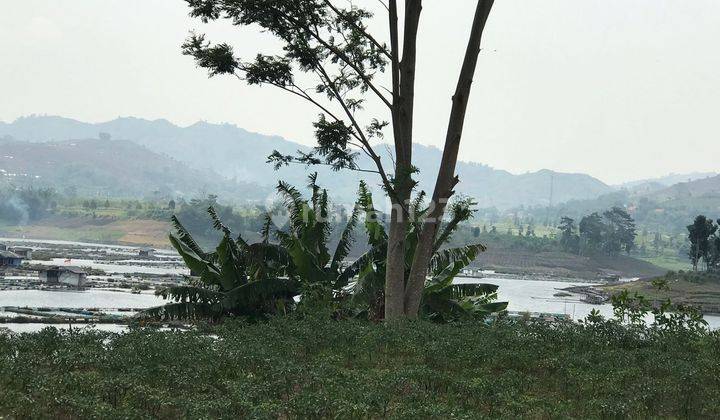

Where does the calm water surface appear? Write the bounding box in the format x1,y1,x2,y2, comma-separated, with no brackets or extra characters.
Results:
0,289,165,309
2,237,719,331
458,276,720,329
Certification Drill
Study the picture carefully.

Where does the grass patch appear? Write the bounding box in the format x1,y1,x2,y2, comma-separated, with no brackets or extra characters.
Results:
604,271,720,313
1,318,719,418
0,218,171,247
0,224,125,244
638,255,693,272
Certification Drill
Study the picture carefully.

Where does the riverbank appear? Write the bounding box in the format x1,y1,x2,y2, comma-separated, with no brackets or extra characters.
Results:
0,217,172,248
3,218,668,281
470,247,666,281
599,272,720,315
1,318,719,418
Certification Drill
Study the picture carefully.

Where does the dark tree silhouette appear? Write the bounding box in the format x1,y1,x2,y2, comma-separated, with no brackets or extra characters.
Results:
558,217,580,254
687,215,718,271
602,207,636,256
579,212,604,253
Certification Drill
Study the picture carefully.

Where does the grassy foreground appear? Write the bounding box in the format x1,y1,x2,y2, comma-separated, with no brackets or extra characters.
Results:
1,319,719,419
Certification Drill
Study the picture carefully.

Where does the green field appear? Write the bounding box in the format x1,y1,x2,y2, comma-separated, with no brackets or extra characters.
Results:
0,217,172,248
1,318,719,418
638,254,693,272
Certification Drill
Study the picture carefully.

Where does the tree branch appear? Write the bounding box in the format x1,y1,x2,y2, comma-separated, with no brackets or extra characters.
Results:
313,63,393,193
282,159,381,175
272,8,393,109
320,0,392,60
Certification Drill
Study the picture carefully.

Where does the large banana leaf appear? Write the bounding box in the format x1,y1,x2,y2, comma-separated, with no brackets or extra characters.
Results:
142,302,222,321
244,242,290,281
169,233,221,286
429,243,486,277
221,278,300,310
433,198,476,253
330,204,360,274
170,215,211,260
277,230,330,286
337,246,383,288
215,235,247,290
450,283,499,299
357,181,387,247
155,285,222,304
277,181,308,233
469,301,508,314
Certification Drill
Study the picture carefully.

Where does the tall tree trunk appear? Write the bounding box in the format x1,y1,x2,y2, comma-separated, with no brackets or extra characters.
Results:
404,0,494,318
384,0,422,320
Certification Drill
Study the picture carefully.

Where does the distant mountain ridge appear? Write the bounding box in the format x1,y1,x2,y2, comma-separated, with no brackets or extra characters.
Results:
0,137,264,200
1,115,613,208
646,174,720,202
619,172,718,188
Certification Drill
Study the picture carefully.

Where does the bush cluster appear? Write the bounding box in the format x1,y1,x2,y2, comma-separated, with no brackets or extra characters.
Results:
2,318,719,418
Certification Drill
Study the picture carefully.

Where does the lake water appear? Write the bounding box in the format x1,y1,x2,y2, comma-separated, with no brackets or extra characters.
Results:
0,323,130,334
30,258,188,276
0,289,165,309
457,275,720,330
3,277,720,332
0,289,168,333
2,238,719,332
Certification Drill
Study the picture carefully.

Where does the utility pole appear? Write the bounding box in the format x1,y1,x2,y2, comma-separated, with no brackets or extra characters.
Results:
545,172,554,226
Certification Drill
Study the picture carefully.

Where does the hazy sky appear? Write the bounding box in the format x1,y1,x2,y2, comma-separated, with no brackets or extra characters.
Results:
1,0,719,185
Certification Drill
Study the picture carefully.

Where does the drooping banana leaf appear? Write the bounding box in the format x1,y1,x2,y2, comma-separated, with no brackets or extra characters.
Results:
421,294,468,320
154,285,222,304
215,234,247,290
208,206,233,237
449,283,499,299
469,301,508,314
277,181,307,233
429,243,486,277
433,197,477,253
221,278,300,310
169,233,221,286
141,302,222,321
357,181,387,248
170,215,211,260
330,203,360,274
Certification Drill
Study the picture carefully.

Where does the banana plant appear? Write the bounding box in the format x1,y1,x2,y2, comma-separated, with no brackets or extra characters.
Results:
143,209,298,321
351,181,507,321
273,174,363,308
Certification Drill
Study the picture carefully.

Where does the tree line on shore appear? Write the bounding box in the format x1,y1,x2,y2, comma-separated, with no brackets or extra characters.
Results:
556,207,637,256
687,215,720,271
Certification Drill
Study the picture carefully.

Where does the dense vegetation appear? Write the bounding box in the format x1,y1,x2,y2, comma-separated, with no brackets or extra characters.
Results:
1,318,719,419
686,215,720,271
149,177,506,322
557,207,637,256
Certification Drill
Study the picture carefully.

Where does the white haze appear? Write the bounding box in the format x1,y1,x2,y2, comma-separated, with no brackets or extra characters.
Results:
1,0,719,184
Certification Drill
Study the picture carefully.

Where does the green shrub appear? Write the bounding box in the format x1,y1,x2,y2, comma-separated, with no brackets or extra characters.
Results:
2,318,720,418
